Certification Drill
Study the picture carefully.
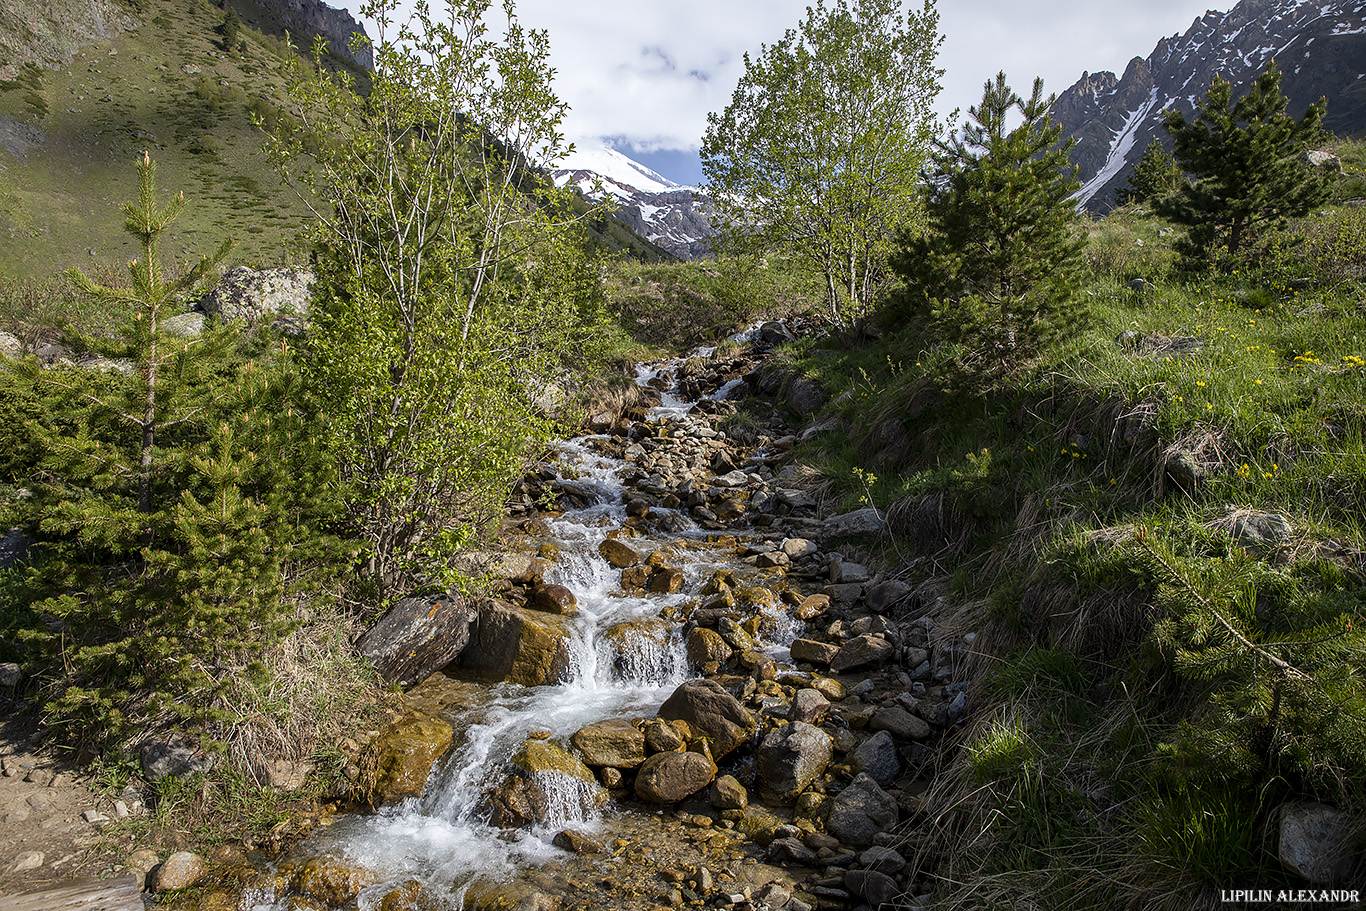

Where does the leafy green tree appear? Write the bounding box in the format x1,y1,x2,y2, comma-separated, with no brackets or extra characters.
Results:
700,0,944,331
1116,139,1182,207
8,156,343,743
889,72,1086,381
1157,62,1330,268
264,0,608,597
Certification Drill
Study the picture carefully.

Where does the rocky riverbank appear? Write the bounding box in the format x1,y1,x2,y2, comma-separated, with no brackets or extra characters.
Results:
154,322,982,911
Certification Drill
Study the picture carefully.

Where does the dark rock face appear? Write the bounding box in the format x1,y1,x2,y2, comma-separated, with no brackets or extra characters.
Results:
241,0,373,70
356,592,474,687
1052,0,1366,211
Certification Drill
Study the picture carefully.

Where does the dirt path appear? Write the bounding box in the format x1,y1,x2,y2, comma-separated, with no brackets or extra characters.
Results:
0,712,146,899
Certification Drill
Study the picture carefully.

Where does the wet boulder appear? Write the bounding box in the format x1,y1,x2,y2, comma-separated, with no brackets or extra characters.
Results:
686,627,733,666
827,773,899,847
756,721,833,802
292,856,384,905
830,635,895,673
598,538,642,568
571,719,645,770
634,750,717,804
790,638,839,667
356,592,474,687
456,602,575,687
366,712,454,805
658,678,755,759
488,740,605,829
528,584,577,615
603,618,675,681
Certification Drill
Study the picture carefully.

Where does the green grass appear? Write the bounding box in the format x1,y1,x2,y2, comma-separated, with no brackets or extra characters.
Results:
777,181,1366,908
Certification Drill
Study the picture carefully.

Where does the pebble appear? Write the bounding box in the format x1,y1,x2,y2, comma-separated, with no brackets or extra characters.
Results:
12,851,43,872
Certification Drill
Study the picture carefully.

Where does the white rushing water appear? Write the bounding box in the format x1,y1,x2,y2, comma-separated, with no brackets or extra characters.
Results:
253,350,761,910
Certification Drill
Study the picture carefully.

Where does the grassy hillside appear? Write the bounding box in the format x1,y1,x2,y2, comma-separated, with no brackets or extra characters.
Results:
0,0,327,277
764,149,1366,906
0,0,672,281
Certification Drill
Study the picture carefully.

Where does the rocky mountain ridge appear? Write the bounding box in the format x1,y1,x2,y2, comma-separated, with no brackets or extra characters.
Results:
1053,0,1366,210
554,150,715,260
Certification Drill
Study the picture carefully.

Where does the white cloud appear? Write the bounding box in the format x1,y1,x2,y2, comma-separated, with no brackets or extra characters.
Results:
334,0,1227,154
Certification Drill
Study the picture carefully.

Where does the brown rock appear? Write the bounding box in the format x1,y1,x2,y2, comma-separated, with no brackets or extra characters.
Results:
529,584,577,615
552,829,605,854
830,635,895,673
794,594,831,621
649,567,686,594
571,719,646,769
686,627,733,666
790,638,840,666
152,857,207,890
645,719,686,753
658,678,755,759
709,774,749,809
599,538,642,568
634,751,717,803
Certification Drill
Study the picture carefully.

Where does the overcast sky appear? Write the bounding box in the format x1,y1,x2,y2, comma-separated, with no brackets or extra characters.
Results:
337,0,1227,185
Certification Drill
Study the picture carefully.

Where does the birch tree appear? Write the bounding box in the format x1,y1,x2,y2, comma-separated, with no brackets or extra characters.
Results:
700,0,944,331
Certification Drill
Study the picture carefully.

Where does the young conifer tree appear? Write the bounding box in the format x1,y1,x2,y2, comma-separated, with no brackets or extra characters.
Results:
1116,139,1183,207
15,156,342,744
889,72,1085,382
1157,62,1330,268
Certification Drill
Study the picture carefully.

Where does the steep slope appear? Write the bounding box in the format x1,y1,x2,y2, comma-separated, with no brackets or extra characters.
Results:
553,147,715,260
1053,0,1366,211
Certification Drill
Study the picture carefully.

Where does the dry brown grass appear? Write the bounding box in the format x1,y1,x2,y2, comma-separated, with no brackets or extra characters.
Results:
215,603,381,788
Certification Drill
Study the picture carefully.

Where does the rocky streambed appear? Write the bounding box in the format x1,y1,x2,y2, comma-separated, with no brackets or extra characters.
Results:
203,324,978,911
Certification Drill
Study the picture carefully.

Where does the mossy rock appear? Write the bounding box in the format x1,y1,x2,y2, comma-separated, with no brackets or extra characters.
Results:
367,712,454,805
292,856,383,906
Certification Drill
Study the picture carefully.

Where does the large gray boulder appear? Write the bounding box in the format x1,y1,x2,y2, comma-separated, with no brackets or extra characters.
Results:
849,731,900,787
356,592,474,688
756,721,832,802
200,267,313,325
827,773,899,847
0,331,22,359
825,508,886,538
658,678,755,759
786,377,829,417
1279,802,1355,884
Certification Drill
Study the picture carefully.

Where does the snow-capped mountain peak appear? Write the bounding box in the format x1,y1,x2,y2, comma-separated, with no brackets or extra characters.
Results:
557,146,681,195
552,144,714,260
